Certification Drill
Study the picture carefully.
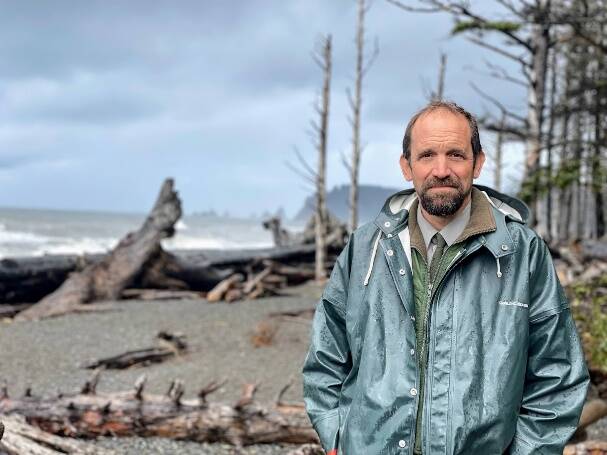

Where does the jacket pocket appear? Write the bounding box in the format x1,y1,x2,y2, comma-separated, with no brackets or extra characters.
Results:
312,407,341,452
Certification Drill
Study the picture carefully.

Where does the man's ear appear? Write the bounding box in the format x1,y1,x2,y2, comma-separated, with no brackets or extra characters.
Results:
473,150,486,179
399,155,413,182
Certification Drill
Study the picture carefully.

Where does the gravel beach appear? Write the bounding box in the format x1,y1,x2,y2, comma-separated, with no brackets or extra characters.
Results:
1,280,605,453
0,282,323,454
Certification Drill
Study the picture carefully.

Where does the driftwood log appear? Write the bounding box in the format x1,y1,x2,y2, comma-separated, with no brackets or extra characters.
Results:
84,331,188,370
16,179,182,321
120,289,206,301
564,440,607,455
262,212,348,249
0,414,115,455
0,244,331,308
205,258,323,303
0,371,604,452
0,375,317,448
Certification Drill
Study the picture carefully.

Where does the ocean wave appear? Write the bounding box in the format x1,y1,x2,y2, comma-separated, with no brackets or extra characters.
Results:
161,235,273,250
0,226,52,245
175,220,188,231
31,237,117,256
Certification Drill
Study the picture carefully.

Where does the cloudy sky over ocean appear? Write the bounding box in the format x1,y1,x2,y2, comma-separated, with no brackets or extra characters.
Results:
0,1,525,217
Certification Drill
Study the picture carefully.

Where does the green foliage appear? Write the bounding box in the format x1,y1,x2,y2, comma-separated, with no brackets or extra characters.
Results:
553,159,581,190
517,157,606,204
518,165,554,204
570,275,607,373
451,20,521,35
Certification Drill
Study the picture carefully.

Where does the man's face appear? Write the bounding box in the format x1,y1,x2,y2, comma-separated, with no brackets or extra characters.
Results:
399,109,485,217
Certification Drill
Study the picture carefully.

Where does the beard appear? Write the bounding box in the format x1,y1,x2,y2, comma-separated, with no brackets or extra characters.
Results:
418,176,470,217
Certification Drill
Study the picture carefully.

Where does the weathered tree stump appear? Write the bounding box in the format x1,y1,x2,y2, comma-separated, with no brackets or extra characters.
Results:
16,179,182,321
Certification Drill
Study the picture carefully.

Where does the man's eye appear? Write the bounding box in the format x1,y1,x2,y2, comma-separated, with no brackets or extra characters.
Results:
450,153,465,160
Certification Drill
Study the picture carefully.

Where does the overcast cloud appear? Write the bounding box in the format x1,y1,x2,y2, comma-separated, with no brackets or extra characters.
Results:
0,1,527,217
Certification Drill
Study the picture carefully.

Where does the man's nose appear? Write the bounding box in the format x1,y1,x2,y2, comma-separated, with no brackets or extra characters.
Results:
431,157,451,179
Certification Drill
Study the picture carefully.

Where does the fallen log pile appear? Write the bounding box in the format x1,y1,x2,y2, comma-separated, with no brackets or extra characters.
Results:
0,179,346,320
0,178,343,318
206,259,318,303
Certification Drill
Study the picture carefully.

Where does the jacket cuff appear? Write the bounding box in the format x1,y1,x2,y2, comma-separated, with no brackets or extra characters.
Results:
312,408,340,453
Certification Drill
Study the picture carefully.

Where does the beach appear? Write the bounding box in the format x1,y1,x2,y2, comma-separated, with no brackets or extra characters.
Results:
0,282,322,454
2,276,606,453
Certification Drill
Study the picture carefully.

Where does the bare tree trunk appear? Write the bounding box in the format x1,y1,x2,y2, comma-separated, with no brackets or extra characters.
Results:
557,52,572,243
592,23,606,238
348,1,365,233
434,53,447,101
347,0,377,233
315,36,332,282
574,112,584,240
494,112,505,192
545,46,558,244
524,9,551,227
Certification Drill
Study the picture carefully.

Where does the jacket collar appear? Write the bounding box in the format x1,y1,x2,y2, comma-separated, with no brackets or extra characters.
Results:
373,188,417,237
374,185,519,259
462,188,516,258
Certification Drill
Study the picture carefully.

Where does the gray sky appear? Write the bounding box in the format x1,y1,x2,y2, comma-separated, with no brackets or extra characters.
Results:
0,1,526,217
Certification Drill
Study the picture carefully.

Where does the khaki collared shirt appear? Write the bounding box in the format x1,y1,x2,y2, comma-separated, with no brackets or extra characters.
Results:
416,199,471,264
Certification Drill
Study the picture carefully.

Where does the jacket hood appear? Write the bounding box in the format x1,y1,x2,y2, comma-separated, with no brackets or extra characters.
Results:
374,184,529,235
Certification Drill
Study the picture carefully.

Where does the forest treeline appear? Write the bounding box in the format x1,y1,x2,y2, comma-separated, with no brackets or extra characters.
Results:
388,0,607,244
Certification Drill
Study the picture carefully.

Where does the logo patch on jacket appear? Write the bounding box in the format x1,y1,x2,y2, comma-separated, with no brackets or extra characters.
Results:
498,300,528,308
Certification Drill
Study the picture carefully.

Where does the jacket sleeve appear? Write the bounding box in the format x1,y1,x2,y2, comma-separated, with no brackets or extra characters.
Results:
302,238,353,454
507,236,590,454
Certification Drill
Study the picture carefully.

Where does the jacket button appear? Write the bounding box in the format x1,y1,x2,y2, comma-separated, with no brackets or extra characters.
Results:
384,221,391,227
410,348,415,356
387,233,393,238
410,388,417,396
411,315,415,321
387,249,394,256
399,269,406,275
398,440,407,448
501,244,509,251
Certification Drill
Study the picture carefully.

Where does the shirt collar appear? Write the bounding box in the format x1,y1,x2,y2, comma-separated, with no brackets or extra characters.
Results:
416,198,472,248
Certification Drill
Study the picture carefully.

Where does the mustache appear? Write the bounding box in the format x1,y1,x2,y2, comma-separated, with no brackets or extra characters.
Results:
422,177,462,190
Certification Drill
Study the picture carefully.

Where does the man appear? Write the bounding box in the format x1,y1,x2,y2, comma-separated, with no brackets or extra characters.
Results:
301,101,589,454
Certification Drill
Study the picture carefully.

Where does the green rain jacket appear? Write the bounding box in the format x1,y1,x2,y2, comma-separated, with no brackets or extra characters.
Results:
302,185,589,455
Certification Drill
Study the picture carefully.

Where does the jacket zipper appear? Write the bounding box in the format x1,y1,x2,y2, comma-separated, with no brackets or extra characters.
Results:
419,249,464,377
417,243,483,451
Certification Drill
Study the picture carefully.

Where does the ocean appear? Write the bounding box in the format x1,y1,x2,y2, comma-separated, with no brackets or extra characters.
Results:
0,207,300,258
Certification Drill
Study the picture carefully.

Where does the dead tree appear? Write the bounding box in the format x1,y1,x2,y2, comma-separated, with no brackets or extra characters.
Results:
16,179,182,321
344,0,378,233
314,35,332,282
432,52,447,101
469,82,522,194
494,111,506,192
